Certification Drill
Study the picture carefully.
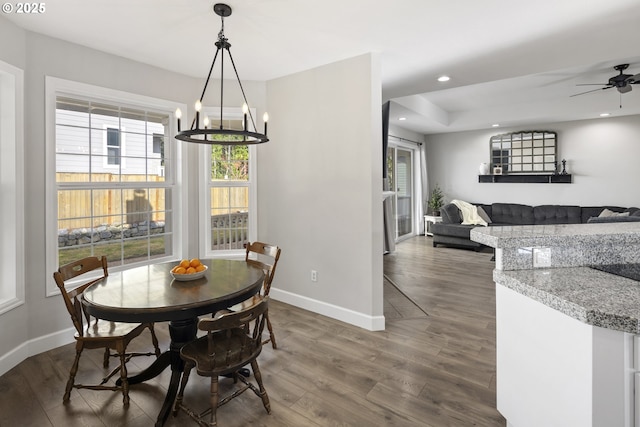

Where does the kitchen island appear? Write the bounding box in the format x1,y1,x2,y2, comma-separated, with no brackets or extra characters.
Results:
471,222,640,427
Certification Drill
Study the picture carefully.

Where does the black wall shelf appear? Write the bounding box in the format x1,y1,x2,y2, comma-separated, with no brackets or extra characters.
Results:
478,174,572,184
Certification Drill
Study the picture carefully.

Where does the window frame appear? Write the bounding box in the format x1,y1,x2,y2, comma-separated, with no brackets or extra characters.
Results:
45,77,187,296
198,106,257,259
0,59,25,314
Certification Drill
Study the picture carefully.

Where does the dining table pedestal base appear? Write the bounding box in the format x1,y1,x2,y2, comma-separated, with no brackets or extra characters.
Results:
118,318,198,427
157,319,197,427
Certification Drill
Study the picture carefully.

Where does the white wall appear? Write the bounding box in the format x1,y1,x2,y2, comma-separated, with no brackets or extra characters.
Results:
426,115,640,207
388,124,425,144
262,53,385,330
0,15,26,68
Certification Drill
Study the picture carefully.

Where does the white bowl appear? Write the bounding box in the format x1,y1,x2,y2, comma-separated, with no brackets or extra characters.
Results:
170,265,208,281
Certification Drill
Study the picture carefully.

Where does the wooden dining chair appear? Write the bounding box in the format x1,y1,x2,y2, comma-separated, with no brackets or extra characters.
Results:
242,241,281,349
173,296,271,426
53,256,161,405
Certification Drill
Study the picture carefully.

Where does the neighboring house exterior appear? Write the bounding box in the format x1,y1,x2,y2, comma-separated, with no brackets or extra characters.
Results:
56,103,165,178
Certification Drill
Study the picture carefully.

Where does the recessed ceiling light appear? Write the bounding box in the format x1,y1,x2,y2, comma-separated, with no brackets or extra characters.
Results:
398,117,407,121
492,124,500,127
437,75,450,82
599,113,610,117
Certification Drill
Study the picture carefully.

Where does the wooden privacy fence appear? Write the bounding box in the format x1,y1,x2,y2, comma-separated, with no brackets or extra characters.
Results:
57,173,249,230
57,173,166,229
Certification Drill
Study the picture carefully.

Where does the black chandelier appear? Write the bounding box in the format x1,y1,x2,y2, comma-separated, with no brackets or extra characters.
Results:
175,3,269,145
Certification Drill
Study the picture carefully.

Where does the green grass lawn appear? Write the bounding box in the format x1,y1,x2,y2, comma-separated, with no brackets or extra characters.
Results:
58,235,169,266
57,228,248,267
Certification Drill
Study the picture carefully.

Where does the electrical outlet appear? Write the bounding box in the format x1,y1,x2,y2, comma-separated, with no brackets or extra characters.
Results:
311,270,318,282
533,247,551,268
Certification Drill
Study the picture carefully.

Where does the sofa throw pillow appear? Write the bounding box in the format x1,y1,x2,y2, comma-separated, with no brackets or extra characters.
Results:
440,203,462,224
476,206,492,224
598,208,629,218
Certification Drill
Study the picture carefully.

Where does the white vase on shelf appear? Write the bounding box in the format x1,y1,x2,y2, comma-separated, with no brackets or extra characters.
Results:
479,163,490,175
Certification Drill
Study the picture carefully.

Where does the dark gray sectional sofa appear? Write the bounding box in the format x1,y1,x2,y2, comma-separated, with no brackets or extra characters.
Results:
431,202,640,250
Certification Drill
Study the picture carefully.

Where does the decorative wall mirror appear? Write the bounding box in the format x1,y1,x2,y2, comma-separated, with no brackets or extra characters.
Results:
490,131,557,173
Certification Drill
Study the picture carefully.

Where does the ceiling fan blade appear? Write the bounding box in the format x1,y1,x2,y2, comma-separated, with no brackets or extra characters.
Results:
576,83,610,86
618,85,632,94
631,73,640,83
570,87,612,97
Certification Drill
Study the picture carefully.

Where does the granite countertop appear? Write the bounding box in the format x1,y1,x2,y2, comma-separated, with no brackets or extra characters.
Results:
472,222,640,249
495,267,640,333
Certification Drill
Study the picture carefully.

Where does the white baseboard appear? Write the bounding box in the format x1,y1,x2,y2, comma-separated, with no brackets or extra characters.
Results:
269,288,385,331
0,327,75,377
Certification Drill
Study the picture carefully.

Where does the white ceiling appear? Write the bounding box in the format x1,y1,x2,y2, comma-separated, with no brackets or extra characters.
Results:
6,0,640,134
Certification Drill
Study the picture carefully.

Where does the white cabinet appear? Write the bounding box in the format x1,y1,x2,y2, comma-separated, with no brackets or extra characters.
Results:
496,284,635,427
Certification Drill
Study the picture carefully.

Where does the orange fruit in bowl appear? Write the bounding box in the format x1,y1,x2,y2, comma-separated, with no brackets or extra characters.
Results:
195,264,206,272
190,258,201,268
180,259,190,269
186,266,196,274
174,266,187,275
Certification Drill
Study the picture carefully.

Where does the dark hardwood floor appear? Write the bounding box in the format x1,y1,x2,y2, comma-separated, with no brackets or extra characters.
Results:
0,237,505,426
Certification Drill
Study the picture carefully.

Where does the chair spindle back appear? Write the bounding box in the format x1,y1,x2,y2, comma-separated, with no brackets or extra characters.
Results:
245,242,281,296
198,296,269,370
53,256,109,336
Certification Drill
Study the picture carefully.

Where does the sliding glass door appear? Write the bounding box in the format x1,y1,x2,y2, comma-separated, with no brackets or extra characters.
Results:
387,144,415,241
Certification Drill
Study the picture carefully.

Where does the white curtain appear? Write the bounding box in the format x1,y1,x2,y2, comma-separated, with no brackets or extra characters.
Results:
382,102,395,253
418,142,428,235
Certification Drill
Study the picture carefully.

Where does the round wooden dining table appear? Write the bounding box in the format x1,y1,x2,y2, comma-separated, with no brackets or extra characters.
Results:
82,258,265,427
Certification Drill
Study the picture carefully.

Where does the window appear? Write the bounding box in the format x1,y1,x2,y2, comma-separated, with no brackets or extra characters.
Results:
46,77,185,295
200,109,256,257
106,127,121,165
0,60,25,314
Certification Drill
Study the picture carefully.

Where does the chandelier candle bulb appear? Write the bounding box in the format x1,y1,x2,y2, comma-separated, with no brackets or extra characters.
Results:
263,112,269,136
203,116,209,129
195,100,202,129
175,108,182,132
242,103,248,130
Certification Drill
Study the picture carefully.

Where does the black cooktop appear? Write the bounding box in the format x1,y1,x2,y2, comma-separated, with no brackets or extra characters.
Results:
591,264,640,282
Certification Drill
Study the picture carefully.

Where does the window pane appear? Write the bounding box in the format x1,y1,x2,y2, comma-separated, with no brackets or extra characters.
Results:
93,188,124,222
149,188,167,215
59,245,94,267
210,187,248,250
56,124,91,157
210,145,249,181
124,188,150,225
58,190,92,223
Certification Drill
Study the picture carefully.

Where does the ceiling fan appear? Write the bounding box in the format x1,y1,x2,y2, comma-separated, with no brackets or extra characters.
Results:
571,64,640,97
